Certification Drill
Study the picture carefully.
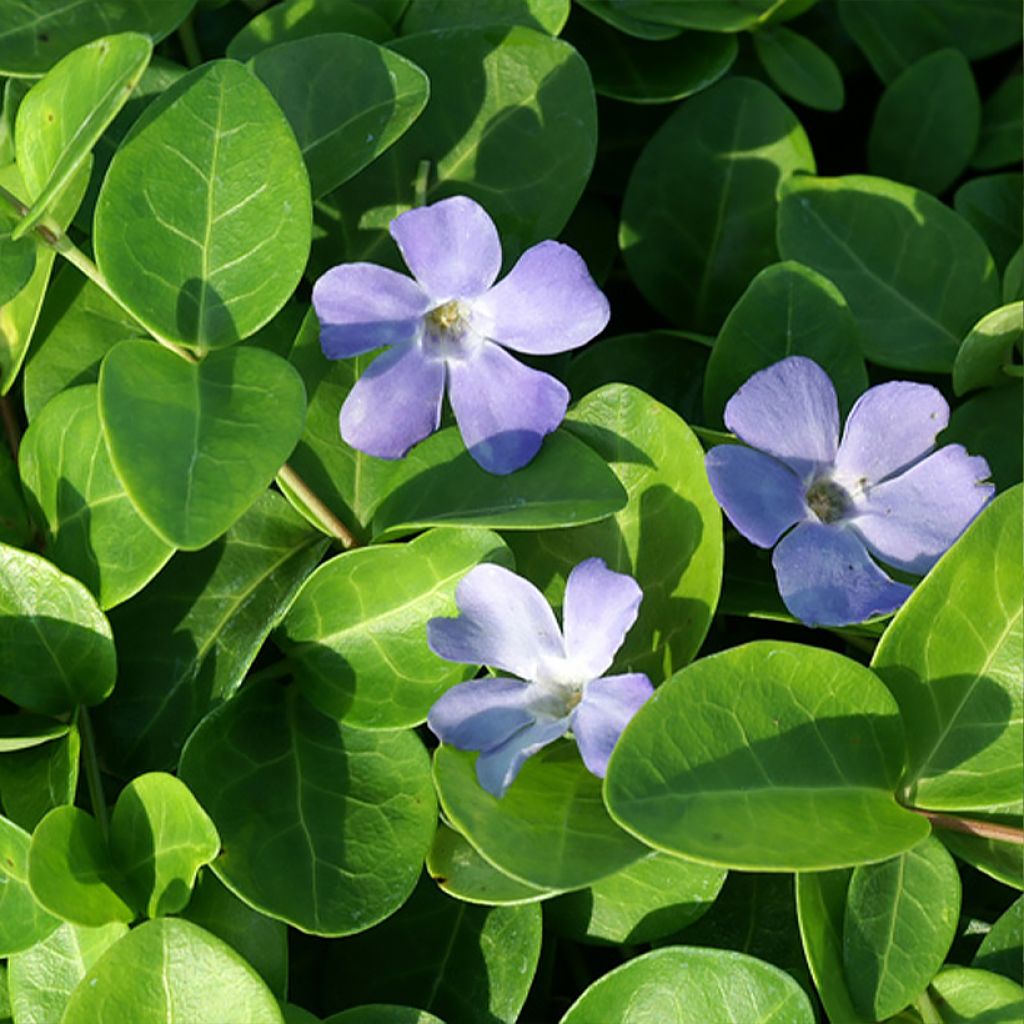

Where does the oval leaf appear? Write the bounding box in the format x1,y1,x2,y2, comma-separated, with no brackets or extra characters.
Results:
753,26,844,112
952,302,1023,395
0,815,60,956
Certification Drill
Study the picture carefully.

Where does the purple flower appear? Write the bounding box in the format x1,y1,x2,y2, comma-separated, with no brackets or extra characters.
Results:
705,357,994,627
426,558,653,798
311,196,610,475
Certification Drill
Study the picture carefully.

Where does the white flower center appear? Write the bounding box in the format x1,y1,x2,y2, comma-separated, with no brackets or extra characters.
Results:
422,299,479,361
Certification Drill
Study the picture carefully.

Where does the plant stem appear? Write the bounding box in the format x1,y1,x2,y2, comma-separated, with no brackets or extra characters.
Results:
178,13,203,68
277,463,359,548
0,395,20,458
911,808,1024,845
914,987,944,1024
77,707,110,841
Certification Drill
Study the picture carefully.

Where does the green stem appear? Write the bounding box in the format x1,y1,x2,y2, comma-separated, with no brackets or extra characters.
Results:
914,987,943,1024
414,159,431,208
77,707,109,841
178,13,203,69
1002,364,1024,378
910,808,1024,845
0,395,20,458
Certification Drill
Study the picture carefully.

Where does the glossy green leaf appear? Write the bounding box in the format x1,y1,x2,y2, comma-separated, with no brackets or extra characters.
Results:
0,208,34,305
547,852,726,946
13,33,151,238
954,174,1023,274
19,385,173,608
777,174,1000,371
873,488,1022,812
624,0,777,32
27,807,135,926
94,60,311,350
0,542,115,714
371,427,627,542
227,0,392,61
98,340,306,550
844,836,960,1019
704,261,867,425
281,528,511,728
1005,246,1024,303
61,918,284,1024
606,641,931,870
179,679,437,936
507,384,722,680
321,875,541,1024
0,715,68,752
753,25,844,112
314,25,596,274
867,49,979,195
575,0,683,40
92,491,328,776
941,826,1024,891
251,35,428,200
7,920,127,1024
945,384,1023,491
0,815,60,956
560,946,815,1024
0,440,32,546
402,0,568,33
952,303,1022,395
973,73,1023,171
324,1009,443,1024
0,726,79,831
974,896,1023,985
434,743,647,890
926,966,1024,1023
621,77,814,333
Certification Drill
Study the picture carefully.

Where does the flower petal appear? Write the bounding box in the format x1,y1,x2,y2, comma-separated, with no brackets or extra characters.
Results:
772,522,911,627
427,677,535,752
572,673,654,778
427,563,565,679
447,340,569,474
850,445,994,574
475,718,571,798
562,558,642,679
339,343,444,459
724,356,840,479
313,263,429,359
389,196,501,300
472,241,610,354
834,381,949,485
705,444,809,548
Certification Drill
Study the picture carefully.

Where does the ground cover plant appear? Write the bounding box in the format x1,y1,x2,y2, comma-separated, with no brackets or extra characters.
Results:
0,0,1021,1021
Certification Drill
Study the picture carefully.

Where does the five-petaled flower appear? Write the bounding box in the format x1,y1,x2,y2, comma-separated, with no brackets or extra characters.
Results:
705,356,994,627
426,558,653,797
312,195,610,475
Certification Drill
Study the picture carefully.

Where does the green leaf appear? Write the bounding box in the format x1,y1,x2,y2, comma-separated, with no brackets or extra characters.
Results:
371,427,627,542
777,174,1000,371
0,79,30,165
251,35,428,200
752,26,844,112
227,0,392,61
867,49,980,195
94,60,311,351
434,743,647,890
324,1009,444,1024
547,852,726,946
0,542,115,714
426,823,554,906
622,0,778,32
280,528,512,728
98,340,306,550
7,920,127,1024
954,174,1023,273
320,875,541,1024
620,77,814,333
704,261,868,426
945,384,1023,491
314,25,596,275
952,303,1023,395
0,715,68,752
92,491,328,777
61,918,284,1024
178,679,437,936
941,826,1024,891
974,896,1023,985
0,727,80,830
13,33,152,238
19,385,173,609
973,73,1023,172
843,836,960,1019
0,208,34,305
605,641,931,870
0,440,33,547
872,488,1022,813
0,815,60,955
565,10,736,105
560,946,815,1024
402,0,568,33
507,384,722,679
0,0,196,76
926,966,1024,1023
576,0,684,40
1006,246,1024,303
27,807,135,926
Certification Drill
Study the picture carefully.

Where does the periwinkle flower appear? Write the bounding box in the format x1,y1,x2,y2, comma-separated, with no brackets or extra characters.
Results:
312,196,610,475
427,558,653,798
705,356,994,627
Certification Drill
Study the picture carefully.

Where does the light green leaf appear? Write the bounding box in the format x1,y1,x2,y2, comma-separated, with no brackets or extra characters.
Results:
434,743,647,890
13,33,151,238
974,896,1023,985
251,35,428,200
19,385,173,608
0,726,80,830
777,174,1000,371
280,528,512,728
952,303,1022,395
178,679,437,936
926,966,1024,1023
973,73,1023,172
0,715,68,752
753,25,844,112
560,946,815,1024
61,918,284,1024
621,77,814,333
954,173,1023,274
98,339,306,550
402,0,569,34
0,815,60,955
94,60,311,351
605,641,931,870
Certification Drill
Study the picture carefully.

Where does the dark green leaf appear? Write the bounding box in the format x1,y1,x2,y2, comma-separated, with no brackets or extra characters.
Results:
0,727,80,831
401,0,569,34
954,174,1023,273
973,896,1023,985
753,26,844,112
973,73,1023,171
945,385,1023,491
